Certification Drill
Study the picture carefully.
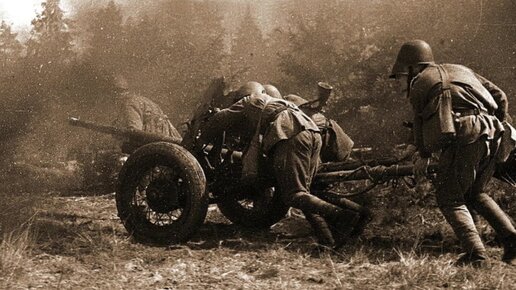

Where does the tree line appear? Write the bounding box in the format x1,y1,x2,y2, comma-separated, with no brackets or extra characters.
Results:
0,0,514,163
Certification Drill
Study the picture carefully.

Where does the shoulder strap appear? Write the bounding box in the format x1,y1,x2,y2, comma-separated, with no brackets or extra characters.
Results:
436,64,456,135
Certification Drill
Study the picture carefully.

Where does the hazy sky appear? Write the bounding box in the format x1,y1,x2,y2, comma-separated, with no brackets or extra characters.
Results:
0,0,76,30
0,0,279,38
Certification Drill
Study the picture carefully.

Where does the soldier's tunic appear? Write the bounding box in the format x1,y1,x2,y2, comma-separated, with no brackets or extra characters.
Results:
120,93,181,138
117,92,181,153
409,63,516,257
283,94,354,163
310,112,354,163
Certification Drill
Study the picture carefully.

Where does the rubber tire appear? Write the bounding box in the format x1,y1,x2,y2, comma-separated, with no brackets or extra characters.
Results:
217,186,289,228
116,142,208,244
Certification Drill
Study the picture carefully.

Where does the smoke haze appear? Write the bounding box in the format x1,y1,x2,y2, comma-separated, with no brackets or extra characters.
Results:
0,0,514,166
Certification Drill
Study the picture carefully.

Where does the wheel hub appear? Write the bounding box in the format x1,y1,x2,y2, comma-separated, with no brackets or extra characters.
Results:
146,177,182,213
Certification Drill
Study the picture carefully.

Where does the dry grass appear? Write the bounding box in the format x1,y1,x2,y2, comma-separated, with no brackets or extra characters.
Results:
0,227,33,289
0,190,512,289
1,176,515,289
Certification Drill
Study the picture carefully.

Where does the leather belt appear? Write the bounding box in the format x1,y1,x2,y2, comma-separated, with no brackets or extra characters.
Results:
454,108,488,117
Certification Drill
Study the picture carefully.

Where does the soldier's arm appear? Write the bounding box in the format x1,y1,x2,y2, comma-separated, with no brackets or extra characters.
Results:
475,73,508,122
199,99,247,144
122,102,144,131
409,87,432,158
411,115,430,158
167,121,183,139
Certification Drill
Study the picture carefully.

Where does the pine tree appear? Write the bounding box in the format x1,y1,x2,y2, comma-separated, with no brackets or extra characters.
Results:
86,0,125,74
0,21,22,64
122,0,226,124
26,0,74,65
0,21,23,74
227,5,267,85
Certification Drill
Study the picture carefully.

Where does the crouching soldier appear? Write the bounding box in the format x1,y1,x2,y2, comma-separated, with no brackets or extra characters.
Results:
199,81,355,247
284,83,371,245
390,39,516,266
113,74,182,154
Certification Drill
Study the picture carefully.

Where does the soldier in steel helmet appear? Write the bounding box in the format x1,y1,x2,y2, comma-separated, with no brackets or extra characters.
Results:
113,74,182,153
284,84,370,244
263,84,283,99
199,81,356,247
390,39,516,266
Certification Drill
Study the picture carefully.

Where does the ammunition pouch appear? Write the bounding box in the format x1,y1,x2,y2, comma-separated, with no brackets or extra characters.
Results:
320,119,354,163
420,65,456,152
241,133,265,184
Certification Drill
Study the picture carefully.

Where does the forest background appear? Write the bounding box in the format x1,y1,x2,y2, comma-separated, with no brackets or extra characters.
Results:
0,0,515,165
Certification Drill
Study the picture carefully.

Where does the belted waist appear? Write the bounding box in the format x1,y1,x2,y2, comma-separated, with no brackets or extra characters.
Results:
453,108,489,117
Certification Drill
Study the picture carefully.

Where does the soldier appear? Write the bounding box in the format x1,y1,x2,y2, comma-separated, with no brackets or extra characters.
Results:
200,81,355,247
283,86,354,163
390,40,516,266
113,74,182,154
284,88,370,241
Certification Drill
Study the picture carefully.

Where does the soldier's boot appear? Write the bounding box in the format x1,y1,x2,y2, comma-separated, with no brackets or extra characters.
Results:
315,191,372,239
349,207,373,238
303,212,335,246
502,234,516,265
440,205,487,267
286,192,354,246
469,193,516,265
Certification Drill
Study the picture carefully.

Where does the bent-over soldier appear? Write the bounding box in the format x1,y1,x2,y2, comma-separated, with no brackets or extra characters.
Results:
284,90,370,241
200,82,354,246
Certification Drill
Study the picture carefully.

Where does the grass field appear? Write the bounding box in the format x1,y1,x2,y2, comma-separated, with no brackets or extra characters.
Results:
1,184,515,289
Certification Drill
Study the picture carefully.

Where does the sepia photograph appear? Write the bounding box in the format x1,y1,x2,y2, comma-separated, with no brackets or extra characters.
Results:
0,0,515,288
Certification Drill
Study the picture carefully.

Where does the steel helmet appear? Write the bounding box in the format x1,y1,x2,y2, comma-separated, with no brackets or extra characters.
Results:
263,84,282,99
113,74,130,91
234,81,266,102
390,40,434,78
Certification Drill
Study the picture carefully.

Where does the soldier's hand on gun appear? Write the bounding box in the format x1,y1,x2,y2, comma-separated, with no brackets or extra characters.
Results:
412,152,430,179
410,151,433,198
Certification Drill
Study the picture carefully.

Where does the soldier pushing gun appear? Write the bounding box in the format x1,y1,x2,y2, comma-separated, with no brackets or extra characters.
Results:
199,81,368,248
391,40,516,266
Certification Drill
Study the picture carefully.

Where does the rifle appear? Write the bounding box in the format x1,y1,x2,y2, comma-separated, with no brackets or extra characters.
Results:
68,117,182,146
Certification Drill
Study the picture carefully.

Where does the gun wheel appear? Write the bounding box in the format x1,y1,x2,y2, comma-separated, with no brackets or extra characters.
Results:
116,142,208,244
217,186,289,228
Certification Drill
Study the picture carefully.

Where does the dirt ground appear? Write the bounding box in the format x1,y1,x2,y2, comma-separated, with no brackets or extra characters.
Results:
2,186,516,290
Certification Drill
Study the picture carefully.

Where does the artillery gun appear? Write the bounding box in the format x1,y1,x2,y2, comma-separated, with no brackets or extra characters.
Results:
69,78,441,245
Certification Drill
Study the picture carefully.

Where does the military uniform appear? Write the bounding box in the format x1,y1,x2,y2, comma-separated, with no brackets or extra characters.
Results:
202,93,352,245
117,92,181,153
409,63,516,264
283,94,354,163
284,94,369,243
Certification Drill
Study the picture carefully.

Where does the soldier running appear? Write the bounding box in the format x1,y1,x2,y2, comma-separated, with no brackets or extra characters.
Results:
390,39,516,266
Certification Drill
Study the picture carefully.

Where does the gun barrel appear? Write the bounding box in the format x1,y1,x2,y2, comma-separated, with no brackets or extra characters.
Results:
68,117,182,145
315,163,438,183
318,157,400,173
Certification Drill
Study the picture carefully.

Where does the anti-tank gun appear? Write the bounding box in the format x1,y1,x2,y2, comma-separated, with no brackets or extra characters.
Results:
68,78,445,246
